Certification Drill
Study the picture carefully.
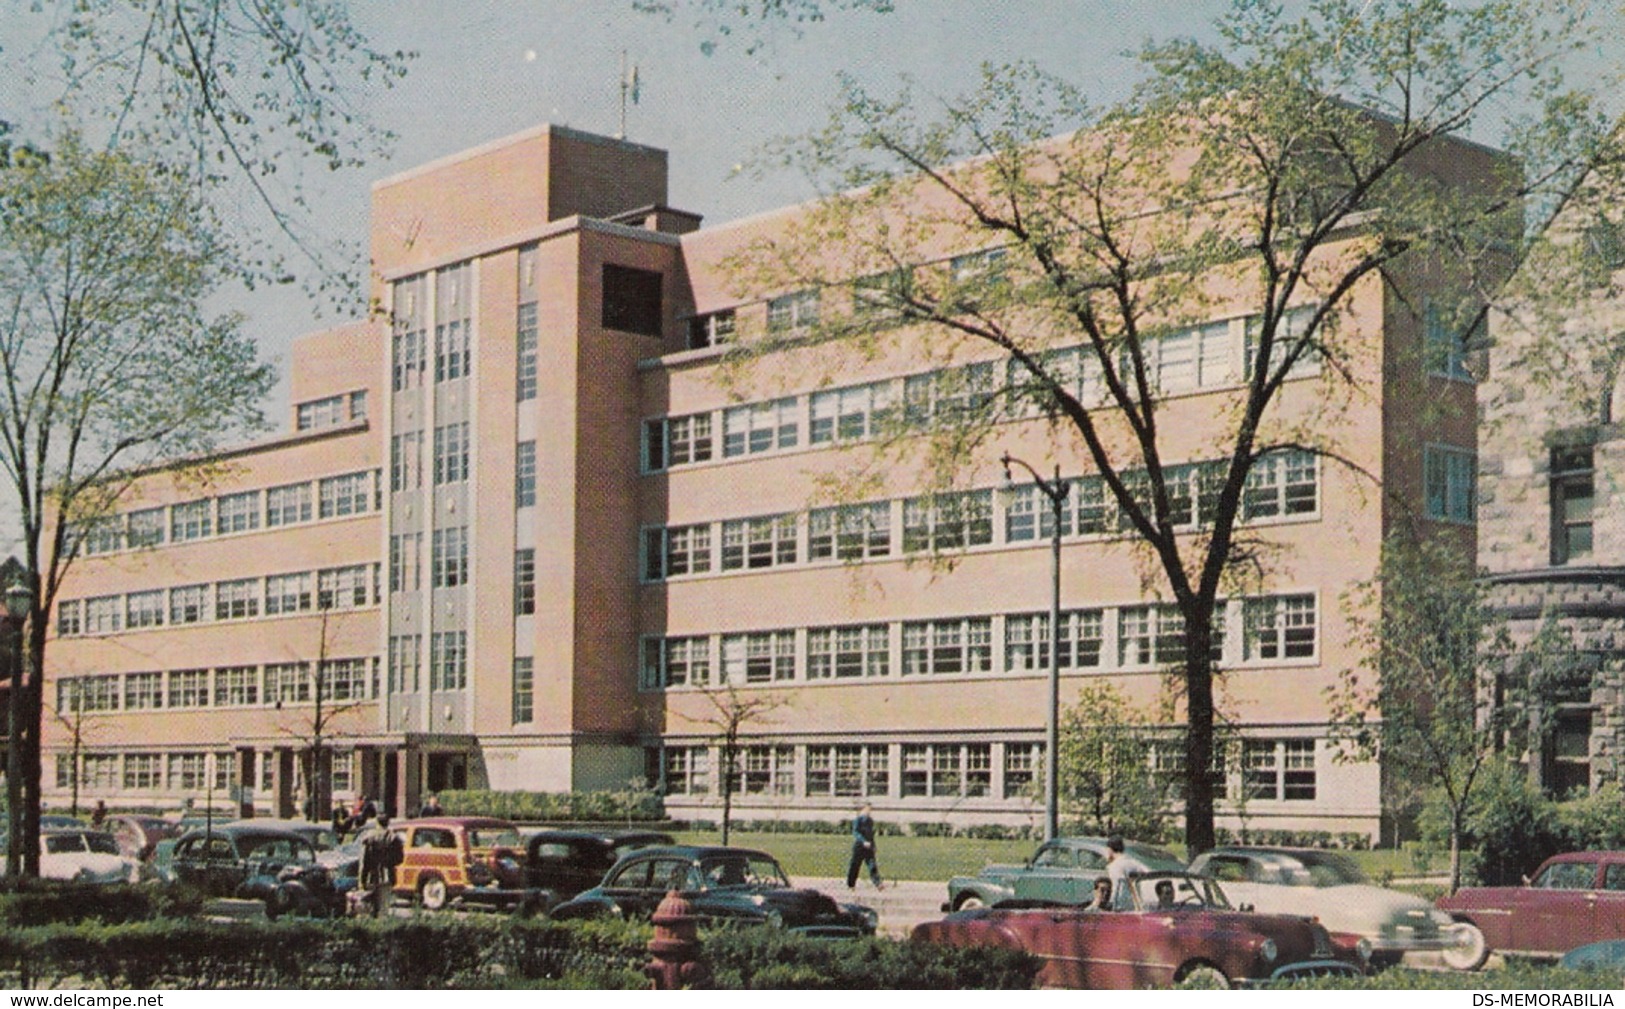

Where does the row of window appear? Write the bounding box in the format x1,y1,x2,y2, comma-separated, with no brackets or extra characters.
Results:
643,453,1319,581
294,389,369,432
385,529,469,592
639,594,1316,689
55,656,381,714
390,264,473,392
646,309,1321,473
651,736,1319,803
57,564,382,636
56,748,359,796
70,469,381,558
385,631,468,693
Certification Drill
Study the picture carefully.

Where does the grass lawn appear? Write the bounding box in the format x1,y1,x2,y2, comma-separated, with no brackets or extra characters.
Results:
672,828,1440,885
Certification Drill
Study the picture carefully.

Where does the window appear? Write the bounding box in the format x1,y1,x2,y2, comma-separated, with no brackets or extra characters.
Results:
516,302,538,402
320,657,371,702
1005,610,1104,672
512,657,534,724
319,471,371,518
127,508,165,548
740,746,795,795
71,675,121,713
809,503,892,561
688,310,736,348
431,527,469,588
903,490,993,553
215,578,260,620
1244,739,1317,801
1551,447,1594,565
430,631,467,690
722,398,798,457
901,743,992,797
433,424,470,485
903,364,996,427
767,289,819,332
85,595,122,634
1424,445,1476,523
809,380,897,444
266,662,311,704
389,532,423,592
516,441,536,507
720,630,796,684
388,635,421,694
264,572,313,615
317,565,371,610
720,514,798,571
1243,449,1319,520
391,432,424,492
645,413,714,471
1243,595,1317,660
645,524,713,580
167,584,208,625
641,636,710,689
1245,306,1321,383
124,754,161,790
328,750,353,794
1120,604,1219,668
214,666,259,707
125,590,164,630
217,491,261,534
168,669,210,708
266,482,312,527
81,516,125,555
56,599,81,637
296,394,346,431
663,746,710,795
514,549,536,615
435,264,472,381
805,744,888,797
807,624,889,679
1423,298,1475,381
124,672,163,711
853,268,913,323
83,753,119,790
602,264,663,336
1004,743,1043,798
902,618,993,676
168,753,207,792
392,323,426,391
170,499,212,542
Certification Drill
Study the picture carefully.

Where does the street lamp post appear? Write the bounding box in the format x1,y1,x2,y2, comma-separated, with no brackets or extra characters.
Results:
5,577,36,877
1000,453,1068,843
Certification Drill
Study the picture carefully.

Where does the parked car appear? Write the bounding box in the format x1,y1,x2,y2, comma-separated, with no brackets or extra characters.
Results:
40,814,86,829
1435,850,1625,969
106,814,184,863
945,836,1185,911
222,818,339,851
550,845,878,937
1560,938,1625,974
914,870,1370,988
169,823,343,918
33,828,142,884
1188,846,1472,966
390,816,527,910
516,829,675,913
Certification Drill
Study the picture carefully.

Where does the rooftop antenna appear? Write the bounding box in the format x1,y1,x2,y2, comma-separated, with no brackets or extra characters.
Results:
618,50,639,140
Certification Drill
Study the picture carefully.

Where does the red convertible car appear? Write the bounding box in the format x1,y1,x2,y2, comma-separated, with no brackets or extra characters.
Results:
1435,851,1625,969
912,871,1370,989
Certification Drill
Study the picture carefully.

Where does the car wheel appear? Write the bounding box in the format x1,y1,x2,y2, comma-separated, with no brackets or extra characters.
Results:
954,894,986,911
1176,963,1231,989
1440,922,1489,972
418,875,449,911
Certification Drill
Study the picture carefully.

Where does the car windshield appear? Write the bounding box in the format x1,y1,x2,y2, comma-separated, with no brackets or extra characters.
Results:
44,834,87,854
1276,851,1367,887
240,836,315,863
469,827,523,849
697,854,790,889
1123,873,1233,911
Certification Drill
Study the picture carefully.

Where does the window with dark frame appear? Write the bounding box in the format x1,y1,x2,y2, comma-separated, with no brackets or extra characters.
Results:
1551,446,1595,565
602,264,663,336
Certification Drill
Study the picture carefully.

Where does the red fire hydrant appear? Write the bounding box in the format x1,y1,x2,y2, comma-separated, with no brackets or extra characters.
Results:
645,889,710,989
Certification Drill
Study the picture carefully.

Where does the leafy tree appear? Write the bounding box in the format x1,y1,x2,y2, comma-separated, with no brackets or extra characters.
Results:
715,0,1620,853
634,0,894,54
676,684,788,844
1330,536,1587,893
1057,683,1177,842
0,135,273,874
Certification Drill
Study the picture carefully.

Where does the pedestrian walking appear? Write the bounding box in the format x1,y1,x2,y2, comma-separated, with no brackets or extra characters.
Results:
358,813,399,917
845,802,884,890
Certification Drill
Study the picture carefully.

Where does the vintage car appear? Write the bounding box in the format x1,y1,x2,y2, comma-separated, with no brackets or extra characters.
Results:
914,870,1370,988
1189,846,1472,966
389,816,527,910
1435,850,1625,968
945,836,1185,911
170,823,343,917
223,818,339,851
33,828,142,884
515,829,675,912
549,845,878,937
106,814,184,863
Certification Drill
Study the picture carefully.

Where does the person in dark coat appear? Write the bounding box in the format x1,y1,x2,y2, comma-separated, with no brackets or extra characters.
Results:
845,802,884,890
418,794,443,817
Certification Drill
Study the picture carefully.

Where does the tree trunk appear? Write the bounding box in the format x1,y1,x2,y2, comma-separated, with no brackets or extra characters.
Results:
1448,807,1463,896
1183,615,1217,857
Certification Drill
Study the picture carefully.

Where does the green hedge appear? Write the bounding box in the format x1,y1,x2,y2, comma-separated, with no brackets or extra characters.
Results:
1422,770,1625,885
1275,961,1623,990
0,881,205,927
437,789,664,822
706,928,1038,989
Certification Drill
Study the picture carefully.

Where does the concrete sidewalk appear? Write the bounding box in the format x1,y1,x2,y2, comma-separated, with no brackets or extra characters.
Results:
796,876,946,937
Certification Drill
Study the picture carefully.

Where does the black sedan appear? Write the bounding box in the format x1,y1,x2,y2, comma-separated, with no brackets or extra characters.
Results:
518,829,674,907
170,823,344,918
549,845,877,937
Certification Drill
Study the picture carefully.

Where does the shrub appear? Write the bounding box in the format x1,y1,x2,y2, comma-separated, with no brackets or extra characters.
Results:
436,788,664,823
704,928,1038,989
910,822,954,838
0,882,204,928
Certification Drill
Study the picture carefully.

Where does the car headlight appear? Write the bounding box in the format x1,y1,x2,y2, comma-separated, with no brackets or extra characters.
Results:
1356,938,1373,962
1258,939,1278,964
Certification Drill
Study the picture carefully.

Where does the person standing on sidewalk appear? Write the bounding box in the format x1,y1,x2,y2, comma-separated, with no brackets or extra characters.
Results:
846,802,884,890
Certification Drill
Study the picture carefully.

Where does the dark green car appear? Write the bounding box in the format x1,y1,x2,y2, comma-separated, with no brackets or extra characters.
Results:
944,837,1184,911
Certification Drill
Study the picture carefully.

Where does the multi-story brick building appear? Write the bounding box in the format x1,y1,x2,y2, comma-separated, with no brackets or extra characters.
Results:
42,122,1496,839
